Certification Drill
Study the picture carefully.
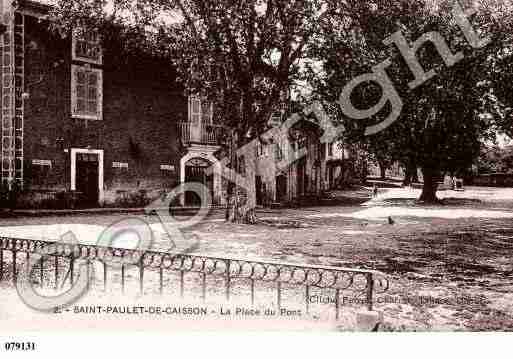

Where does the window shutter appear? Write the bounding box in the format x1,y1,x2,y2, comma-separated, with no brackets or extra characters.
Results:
87,72,98,115
190,96,201,124
75,67,85,113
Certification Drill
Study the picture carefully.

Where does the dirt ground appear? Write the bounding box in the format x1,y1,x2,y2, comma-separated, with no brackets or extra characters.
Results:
1,186,513,331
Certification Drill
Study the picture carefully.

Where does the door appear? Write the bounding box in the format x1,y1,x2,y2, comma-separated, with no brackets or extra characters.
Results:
184,158,213,206
76,153,99,207
189,97,212,143
276,174,287,203
190,97,202,142
297,158,306,197
255,176,263,206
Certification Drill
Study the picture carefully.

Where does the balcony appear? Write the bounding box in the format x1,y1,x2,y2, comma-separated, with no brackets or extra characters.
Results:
180,122,223,146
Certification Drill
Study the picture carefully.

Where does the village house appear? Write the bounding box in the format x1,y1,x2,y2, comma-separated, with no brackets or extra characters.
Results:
0,0,230,208
0,0,354,209
254,110,358,206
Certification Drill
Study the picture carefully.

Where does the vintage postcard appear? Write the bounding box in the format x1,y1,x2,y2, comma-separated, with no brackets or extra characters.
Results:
0,0,511,356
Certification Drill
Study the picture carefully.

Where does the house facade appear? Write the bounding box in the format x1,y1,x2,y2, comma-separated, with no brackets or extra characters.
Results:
0,0,355,209
254,115,355,206
0,0,226,208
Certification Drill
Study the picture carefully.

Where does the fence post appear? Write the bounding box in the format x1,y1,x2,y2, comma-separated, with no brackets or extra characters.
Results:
305,286,310,315
159,267,163,295
180,271,184,298
40,257,44,287
335,289,340,320
86,260,91,291
250,279,255,306
277,282,282,311
54,256,59,290
0,248,3,282
139,258,144,295
201,272,206,302
12,250,17,284
225,260,231,301
366,272,374,311
103,261,108,291
69,253,74,287
121,253,125,293
355,272,383,331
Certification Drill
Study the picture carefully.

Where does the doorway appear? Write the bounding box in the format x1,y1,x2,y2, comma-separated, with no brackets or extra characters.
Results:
255,175,263,206
76,153,99,207
297,157,307,197
184,157,213,206
276,174,287,203
71,148,104,207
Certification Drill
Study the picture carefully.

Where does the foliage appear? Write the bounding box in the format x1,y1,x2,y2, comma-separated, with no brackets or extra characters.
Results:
477,144,513,174
308,0,513,201
51,0,325,140
51,0,330,221
49,0,513,205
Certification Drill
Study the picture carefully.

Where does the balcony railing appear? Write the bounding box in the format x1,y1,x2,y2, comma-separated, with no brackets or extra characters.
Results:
180,122,223,145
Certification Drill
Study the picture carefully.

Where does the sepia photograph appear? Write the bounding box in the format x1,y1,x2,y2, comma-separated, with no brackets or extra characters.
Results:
0,0,512,356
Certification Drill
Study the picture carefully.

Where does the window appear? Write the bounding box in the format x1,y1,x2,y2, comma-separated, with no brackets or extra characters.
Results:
31,160,51,187
238,155,246,177
317,143,325,161
275,143,284,161
328,143,334,157
188,96,213,124
71,65,103,120
189,96,201,125
201,101,213,125
72,30,102,64
257,141,264,157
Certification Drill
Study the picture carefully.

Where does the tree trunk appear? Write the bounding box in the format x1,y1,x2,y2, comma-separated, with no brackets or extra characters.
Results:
403,160,419,186
402,164,411,186
225,130,237,221
378,162,387,180
226,139,257,224
419,167,440,203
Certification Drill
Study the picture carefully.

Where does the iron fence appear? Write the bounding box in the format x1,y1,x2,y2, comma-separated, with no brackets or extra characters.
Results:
0,236,389,318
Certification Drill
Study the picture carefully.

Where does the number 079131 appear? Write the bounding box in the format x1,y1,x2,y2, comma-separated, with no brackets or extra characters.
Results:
4,342,36,351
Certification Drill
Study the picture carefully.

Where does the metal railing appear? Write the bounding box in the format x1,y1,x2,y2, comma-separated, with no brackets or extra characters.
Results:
179,122,191,143
179,122,223,145
200,123,223,144
0,236,389,317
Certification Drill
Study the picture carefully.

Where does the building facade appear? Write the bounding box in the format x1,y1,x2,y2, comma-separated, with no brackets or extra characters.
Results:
0,0,355,209
254,115,355,206
0,0,226,208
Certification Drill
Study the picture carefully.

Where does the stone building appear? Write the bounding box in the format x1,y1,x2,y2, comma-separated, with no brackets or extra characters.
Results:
254,114,355,206
0,0,355,209
0,0,225,208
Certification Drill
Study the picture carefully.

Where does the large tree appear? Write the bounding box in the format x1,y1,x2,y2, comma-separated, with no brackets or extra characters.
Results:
52,0,325,222
309,0,513,202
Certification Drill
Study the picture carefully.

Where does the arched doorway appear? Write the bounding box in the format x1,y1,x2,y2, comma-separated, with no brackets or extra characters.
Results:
184,157,214,206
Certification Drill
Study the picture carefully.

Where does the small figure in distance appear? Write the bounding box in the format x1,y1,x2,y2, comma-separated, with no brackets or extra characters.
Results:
372,185,378,198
